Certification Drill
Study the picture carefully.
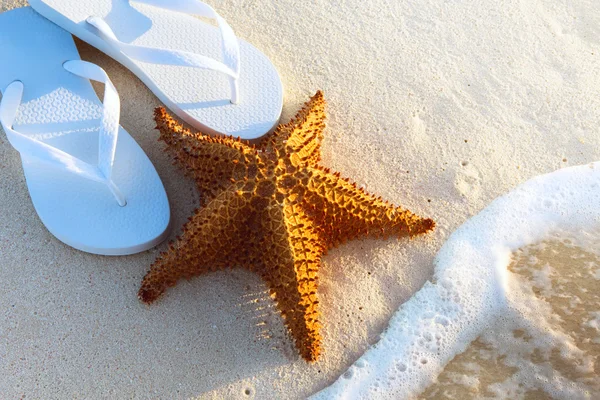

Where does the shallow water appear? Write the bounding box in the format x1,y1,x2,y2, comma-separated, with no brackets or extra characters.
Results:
420,231,600,399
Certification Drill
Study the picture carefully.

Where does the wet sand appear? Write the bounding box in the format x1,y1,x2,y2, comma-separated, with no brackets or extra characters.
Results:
422,233,600,399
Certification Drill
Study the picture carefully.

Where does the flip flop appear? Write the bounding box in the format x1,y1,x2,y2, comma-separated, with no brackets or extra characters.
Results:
29,0,284,140
0,7,171,256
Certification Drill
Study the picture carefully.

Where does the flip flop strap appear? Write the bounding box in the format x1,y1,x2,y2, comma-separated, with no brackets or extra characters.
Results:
0,61,126,206
86,0,241,103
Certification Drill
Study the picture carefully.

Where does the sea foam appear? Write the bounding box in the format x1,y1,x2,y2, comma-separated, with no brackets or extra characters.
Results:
312,162,600,399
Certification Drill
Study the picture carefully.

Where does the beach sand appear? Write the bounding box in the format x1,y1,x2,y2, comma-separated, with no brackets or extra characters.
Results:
0,0,599,398
421,232,600,399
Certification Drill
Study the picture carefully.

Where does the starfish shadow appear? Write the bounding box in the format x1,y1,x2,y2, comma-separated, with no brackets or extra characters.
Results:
236,282,303,363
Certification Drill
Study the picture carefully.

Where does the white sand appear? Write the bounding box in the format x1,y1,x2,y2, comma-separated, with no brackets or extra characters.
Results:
1,0,599,398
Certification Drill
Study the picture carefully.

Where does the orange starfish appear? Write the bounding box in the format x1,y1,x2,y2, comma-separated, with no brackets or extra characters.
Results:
139,92,435,362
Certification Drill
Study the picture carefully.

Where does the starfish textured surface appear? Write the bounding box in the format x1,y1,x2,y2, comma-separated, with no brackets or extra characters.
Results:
139,92,435,362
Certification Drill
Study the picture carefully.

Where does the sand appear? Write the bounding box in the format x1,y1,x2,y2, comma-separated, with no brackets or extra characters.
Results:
421,231,600,399
0,0,599,398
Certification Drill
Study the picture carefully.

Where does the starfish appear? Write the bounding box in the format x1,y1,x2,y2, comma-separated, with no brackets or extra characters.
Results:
139,91,435,362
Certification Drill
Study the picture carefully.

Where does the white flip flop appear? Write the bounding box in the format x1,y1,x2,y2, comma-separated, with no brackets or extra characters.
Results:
0,7,170,256
29,0,284,140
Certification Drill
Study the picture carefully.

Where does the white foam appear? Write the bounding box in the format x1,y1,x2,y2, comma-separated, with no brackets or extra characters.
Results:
312,162,600,399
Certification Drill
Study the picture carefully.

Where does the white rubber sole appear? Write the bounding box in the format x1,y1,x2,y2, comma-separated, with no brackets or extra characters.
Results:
0,8,171,256
29,0,284,140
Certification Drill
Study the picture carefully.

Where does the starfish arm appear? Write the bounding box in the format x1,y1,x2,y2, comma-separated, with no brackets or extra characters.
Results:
260,201,325,362
154,107,259,200
139,188,250,303
261,91,326,167
303,166,435,249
